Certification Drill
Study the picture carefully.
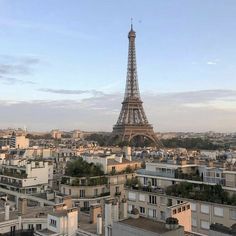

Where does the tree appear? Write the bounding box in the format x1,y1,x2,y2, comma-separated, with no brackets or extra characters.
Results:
65,157,104,177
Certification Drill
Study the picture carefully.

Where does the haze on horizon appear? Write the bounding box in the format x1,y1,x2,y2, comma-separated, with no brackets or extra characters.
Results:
1,0,236,133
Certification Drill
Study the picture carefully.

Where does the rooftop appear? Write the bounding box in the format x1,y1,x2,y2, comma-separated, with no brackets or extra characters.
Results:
118,217,183,235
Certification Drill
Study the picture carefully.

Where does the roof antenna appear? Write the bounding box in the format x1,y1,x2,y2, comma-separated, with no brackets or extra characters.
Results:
131,17,133,30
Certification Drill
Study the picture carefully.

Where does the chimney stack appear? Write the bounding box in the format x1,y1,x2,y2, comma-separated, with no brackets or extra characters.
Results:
112,200,119,222
5,203,10,221
105,199,113,236
120,197,127,219
97,214,102,235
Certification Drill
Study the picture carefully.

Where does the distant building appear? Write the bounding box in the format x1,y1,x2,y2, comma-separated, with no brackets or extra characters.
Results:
50,130,61,139
209,223,236,236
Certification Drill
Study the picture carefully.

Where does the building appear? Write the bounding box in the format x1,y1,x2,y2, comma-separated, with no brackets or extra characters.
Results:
112,217,185,236
0,159,50,194
81,147,141,174
35,206,78,236
50,130,62,140
60,173,135,211
209,223,236,236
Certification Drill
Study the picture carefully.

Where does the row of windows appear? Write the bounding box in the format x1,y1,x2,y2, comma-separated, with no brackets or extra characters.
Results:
191,203,225,217
192,218,209,230
172,205,190,215
128,204,165,220
63,188,107,197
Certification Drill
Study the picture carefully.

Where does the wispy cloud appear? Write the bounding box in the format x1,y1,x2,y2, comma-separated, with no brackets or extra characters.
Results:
207,61,217,65
206,59,219,65
38,88,105,96
0,55,40,85
1,90,236,132
0,76,35,85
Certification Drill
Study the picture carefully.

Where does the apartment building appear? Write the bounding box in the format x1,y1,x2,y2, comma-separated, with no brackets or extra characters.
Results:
60,173,135,210
125,187,236,235
81,148,141,174
0,159,50,193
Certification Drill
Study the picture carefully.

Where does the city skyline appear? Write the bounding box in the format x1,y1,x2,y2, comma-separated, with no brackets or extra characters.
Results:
1,0,236,132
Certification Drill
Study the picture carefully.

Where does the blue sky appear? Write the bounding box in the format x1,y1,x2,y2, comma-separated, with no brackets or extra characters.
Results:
1,0,236,132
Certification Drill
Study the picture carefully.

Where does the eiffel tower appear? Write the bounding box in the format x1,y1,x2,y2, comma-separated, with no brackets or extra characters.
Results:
112,24,162,147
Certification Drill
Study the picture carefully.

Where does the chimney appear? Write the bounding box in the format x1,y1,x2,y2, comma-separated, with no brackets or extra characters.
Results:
120,197,127,219
63,196,72,209
18,214,22,230
18,198,27,214
5,203,10,221
124,146,132,161
165,217,179,230
31,162,35,168
105,199,113,236
112,200,119,222
97,214,102,235
90,204,102,224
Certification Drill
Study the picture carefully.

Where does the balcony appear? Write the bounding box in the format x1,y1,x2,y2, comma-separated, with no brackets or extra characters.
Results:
0,178,22,187
137,169,175,178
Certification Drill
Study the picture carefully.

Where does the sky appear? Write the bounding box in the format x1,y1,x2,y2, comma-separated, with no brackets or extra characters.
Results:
0,0,236,132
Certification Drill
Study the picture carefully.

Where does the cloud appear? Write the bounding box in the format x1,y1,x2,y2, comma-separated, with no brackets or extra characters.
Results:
38,88,105,96
207,61,217,65
1,89,236,132
0,76,35,85
0,55,40,85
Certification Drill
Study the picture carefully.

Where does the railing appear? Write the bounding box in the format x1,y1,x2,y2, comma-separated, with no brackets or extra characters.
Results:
137,169,175,178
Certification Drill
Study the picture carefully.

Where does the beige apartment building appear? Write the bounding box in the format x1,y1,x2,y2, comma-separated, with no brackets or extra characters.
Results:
60,173,135,210
126,188,236,235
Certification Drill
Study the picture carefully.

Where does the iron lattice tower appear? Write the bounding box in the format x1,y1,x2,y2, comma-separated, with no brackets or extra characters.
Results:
112,24,162,147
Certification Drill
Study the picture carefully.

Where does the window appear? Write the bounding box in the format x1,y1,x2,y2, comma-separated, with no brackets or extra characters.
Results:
200,204,209,214
151,178,157,186
80,189,85,197
153,209,157,218
128,192,136,201
178,208,181,213
214,207,223,217
10,226,16,233
139,194,145,202
201,220,209,229
94,189,98,196
173,209,176,215
69,189,71,195
230,209,236,220
144,177,148,185
190,203,196,211
192,218,197,227
167,198,172,206
28,224,34,230
149,195,157,204
161,211,165,220
84,201,89,208
148,209,156,218
50,219,57,227
140,207,145,214
36,224,42,230
115,186,119,193
216,173,220,178
128,204,134,213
